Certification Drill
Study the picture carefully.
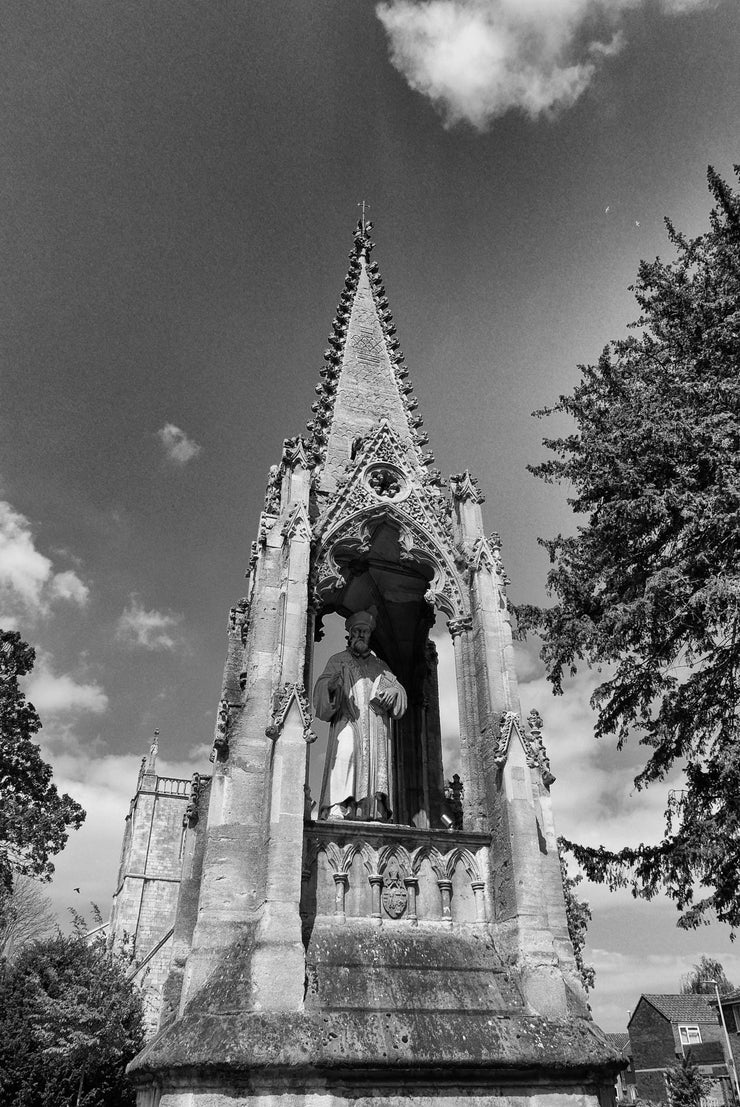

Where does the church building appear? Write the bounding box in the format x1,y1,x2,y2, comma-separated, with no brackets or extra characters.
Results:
111,219,621,1107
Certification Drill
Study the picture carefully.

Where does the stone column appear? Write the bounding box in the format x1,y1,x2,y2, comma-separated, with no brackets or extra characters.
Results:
450,471,568,1019
250,440,314,1011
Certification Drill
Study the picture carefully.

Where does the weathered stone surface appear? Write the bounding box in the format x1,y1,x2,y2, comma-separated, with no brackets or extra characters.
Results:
120,225,624,1106
131,1008,620,1081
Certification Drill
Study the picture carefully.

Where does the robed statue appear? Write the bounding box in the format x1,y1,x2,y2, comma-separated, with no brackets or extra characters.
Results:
313,610,407,821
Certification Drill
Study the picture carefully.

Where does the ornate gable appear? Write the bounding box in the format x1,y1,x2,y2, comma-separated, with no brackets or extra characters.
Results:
494,710,555,789
312,420,465,620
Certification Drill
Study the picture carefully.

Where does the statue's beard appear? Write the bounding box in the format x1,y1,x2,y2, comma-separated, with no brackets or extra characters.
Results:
350,640,370,658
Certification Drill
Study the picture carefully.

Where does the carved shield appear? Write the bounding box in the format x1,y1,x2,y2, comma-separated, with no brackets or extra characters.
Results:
381,857,408,919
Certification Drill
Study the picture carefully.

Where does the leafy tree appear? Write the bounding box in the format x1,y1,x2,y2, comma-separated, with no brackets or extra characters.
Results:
518,167,740,929
0,911,144,1106
559,840,595,992
665,1053,709,1107
0,630,85,893
680,955,735,996
0,875,56,962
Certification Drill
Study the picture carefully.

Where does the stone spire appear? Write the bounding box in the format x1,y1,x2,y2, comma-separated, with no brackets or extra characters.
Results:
307,220,431,495
137,728,159,788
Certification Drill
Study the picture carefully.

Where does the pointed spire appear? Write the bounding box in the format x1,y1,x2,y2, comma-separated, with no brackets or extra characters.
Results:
308,219,434,494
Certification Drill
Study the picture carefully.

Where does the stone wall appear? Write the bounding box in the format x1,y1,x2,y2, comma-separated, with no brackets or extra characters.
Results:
109,770,190,1036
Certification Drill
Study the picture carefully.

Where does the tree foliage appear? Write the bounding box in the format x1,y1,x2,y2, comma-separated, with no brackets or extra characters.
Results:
0,912,144,1106
680,955,735,996
518,167,740,929
559,840,595,993
665,1053,709,1107
0,630,85,892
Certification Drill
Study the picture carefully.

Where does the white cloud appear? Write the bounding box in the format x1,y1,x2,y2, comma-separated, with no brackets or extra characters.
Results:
0,500,89,621
25,657,108,717
115,595,183,651
49,569,90,605
588,944,740,1030
156,423,202,465
375,0,715,129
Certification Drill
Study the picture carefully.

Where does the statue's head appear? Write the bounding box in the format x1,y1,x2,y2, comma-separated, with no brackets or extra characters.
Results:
345,610,374,658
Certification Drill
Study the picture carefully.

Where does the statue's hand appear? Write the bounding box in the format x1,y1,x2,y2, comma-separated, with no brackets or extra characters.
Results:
375,688,396,710
327,671,343,695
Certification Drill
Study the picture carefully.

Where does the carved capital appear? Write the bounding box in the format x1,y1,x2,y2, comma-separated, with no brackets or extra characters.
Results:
447,615,473,639
449,470,485,504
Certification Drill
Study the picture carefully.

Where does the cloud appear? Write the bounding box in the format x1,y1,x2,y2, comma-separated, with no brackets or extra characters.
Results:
375,0,714,129
156,423,202,465
588,946,740,1030
49,570,90,605
0,500,89,621
25,657,108,717
115,595,183,651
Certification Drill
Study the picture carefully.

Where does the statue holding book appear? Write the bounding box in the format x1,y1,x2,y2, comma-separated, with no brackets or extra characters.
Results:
313,610,407,821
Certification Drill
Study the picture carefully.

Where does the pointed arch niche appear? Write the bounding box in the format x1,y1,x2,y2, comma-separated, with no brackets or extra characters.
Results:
308,511,466,830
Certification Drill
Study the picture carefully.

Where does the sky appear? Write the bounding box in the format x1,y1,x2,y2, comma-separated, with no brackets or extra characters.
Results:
2,0,739,1032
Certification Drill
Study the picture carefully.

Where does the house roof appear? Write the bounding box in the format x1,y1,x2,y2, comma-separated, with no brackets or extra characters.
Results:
717,988,740,1004
633,994,718,1024
605,1033,631,1056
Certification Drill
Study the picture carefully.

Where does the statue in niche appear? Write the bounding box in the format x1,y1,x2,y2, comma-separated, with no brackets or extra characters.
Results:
313,610,407,821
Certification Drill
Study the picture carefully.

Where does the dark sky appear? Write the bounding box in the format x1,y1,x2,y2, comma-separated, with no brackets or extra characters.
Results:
2,0,739,1028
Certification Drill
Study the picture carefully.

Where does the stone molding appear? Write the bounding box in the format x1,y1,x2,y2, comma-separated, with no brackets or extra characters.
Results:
494,710,556,789
265,681,316,744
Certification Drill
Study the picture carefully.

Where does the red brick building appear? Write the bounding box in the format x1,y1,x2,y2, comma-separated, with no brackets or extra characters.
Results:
628,994,730,1104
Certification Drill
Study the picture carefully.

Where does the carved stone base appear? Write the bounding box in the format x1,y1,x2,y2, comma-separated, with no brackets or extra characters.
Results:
132,1009,620,1107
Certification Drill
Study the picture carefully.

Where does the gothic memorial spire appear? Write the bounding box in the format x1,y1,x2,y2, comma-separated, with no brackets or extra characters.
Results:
126,218,621,1107
308,220,431,495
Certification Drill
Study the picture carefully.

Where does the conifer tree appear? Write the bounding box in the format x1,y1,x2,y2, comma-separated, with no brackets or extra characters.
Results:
665,1054,708,1107
519,167,740,929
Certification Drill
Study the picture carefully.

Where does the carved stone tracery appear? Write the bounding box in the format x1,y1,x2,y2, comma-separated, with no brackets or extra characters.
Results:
266,682,316,744
308,827,487,925
312,422,467,621
494,710,556,789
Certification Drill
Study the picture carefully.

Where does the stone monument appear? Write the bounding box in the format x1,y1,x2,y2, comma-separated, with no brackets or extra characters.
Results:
128,220,621,1107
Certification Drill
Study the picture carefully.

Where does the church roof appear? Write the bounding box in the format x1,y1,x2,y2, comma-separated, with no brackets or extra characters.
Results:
308,220,433,495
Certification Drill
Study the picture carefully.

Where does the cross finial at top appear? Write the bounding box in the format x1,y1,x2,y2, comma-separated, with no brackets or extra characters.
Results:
353,202,374,257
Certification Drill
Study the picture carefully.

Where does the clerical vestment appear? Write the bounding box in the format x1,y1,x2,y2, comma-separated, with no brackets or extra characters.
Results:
313,650,406,819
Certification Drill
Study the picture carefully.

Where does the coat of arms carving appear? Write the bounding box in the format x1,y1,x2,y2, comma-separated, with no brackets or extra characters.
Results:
381,856,408,918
